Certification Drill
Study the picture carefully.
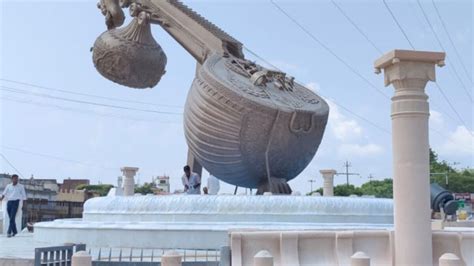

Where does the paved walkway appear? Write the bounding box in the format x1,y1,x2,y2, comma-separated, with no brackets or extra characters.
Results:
0,233,52,260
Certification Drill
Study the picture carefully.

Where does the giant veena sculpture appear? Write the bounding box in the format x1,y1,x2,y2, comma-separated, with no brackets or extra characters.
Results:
93,0,329,193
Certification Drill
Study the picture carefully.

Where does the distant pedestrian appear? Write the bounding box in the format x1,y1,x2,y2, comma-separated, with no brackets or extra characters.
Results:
1,174,27,237
181,165,201,195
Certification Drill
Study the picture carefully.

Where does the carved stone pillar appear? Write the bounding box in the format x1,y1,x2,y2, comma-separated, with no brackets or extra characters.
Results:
374,50,445,266
320,169,336,197
121,167,139,196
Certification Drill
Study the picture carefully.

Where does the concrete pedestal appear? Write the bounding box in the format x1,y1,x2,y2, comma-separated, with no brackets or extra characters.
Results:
439,253,461,266
162,251,182,266
120,167,139,196
375,49,445,266
351,251,370,266
254,250,273,266
320,169,336,197
71,251,92,266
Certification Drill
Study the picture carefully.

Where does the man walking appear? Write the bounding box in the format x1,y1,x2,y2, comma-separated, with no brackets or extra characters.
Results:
181,165,201,194
1,174,27,237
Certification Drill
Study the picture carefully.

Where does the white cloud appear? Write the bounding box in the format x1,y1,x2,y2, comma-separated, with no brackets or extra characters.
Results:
326,99,362,141
439,126,474,156
338,143,384,157
320,98,385,158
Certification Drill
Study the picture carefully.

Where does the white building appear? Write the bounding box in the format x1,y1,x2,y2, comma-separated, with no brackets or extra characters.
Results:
152,175,170,193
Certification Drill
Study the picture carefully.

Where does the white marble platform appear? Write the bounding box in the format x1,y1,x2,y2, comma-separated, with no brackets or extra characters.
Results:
34,195,394,249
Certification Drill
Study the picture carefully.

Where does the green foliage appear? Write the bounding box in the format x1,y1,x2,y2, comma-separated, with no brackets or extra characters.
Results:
308,185,365,197
308,149,473,197
333,184,362,196
429,149,474,193
135,182,155,195
76,184,113,196
307,188,323,196
360,179,393,198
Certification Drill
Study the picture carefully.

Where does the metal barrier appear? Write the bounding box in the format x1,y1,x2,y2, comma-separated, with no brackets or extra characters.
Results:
93,263,217,266
35,245,229,266
89,247,220,265
34,244,86,266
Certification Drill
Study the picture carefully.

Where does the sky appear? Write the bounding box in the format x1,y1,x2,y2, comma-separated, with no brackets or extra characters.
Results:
0,0,472,194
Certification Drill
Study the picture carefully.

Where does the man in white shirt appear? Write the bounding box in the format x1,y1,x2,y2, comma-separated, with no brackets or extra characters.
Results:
1,174,27,237
181,165,201,195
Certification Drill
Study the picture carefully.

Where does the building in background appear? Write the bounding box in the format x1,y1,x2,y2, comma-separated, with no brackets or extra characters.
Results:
56,178,90,202
0,174,57,200
152,175,170,193
1,173,93,227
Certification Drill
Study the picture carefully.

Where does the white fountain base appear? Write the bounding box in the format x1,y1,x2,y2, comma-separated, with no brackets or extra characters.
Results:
34,195,394,249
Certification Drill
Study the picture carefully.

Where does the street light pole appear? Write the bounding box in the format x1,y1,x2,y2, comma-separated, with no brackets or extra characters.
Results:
308,179,317,193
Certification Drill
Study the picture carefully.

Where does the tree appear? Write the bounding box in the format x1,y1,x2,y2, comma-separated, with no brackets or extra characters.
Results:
333,184,362,196
307,188,323,196
76,184,113,196
430,149,474,193
360,179,393,198
306,148,472,196
135,182,155,195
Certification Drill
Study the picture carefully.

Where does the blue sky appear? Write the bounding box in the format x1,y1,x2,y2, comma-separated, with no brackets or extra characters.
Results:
0,0,472,194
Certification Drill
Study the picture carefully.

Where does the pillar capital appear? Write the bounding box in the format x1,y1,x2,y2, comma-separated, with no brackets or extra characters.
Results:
374,50,445,89
120,166,139,177
319,169,337,178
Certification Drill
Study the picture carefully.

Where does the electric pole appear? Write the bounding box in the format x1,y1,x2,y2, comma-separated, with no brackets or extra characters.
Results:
368,174,374,183
308,179,317,192
336,161,359,186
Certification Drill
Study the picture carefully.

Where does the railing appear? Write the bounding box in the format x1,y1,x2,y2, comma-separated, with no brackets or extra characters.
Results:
89,247,221,265
34,244,86,266
35,245,230,266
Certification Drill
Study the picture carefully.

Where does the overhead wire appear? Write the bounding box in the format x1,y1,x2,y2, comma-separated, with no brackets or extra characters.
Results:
330,0,383,55
269,0,391,100
431,0,473,84
0,153,25,178
415,0,473,103
1,145,116,171
0,78,183,109
433,82,473,136
382,0,416,50
0,95,182,124
268,0,472,140
0,85,183,116
379,1,472,133
328,0,460,123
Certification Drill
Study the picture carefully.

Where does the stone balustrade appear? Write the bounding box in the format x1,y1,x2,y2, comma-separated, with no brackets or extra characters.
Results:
230,230,474,266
